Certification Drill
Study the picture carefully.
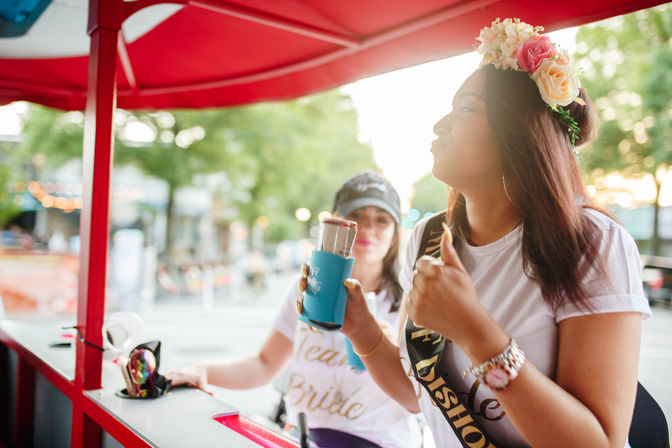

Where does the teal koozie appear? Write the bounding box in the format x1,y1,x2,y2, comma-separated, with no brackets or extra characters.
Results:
344,337,366,371
298,250,354,331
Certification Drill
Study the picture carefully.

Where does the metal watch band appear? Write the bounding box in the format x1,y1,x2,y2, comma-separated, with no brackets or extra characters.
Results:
462,338,526,390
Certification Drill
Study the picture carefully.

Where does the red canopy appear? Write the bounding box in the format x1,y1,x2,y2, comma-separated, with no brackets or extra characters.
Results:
0,0,665,111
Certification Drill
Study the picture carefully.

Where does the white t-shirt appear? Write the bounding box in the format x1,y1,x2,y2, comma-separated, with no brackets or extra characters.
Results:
273,280,421,448
399,209,652,448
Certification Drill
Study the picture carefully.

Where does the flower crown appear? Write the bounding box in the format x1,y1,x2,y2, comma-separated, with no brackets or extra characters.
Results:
476,18,584,145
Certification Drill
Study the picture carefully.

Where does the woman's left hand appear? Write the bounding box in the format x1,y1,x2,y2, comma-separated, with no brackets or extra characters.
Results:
406,230,499,352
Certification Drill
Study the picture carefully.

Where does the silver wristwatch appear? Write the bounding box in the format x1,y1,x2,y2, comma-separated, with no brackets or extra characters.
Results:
462,338,526,390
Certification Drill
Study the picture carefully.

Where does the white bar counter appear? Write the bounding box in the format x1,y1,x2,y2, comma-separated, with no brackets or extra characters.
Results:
0,319,297,448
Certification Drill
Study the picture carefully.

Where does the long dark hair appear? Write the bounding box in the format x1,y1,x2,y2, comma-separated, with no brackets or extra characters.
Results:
381,226,402,312
448,65,607,311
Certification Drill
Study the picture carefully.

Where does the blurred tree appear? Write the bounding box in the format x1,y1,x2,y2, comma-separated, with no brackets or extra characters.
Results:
0,156,19,226
3,105,81,227
114,109,238,256
227,91,378,242
409,173,448,217
576,4,672,253
16,106,234,254
15,89,378,252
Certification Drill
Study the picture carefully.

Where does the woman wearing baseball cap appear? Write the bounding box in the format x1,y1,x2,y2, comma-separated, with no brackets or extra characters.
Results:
167,171,421,448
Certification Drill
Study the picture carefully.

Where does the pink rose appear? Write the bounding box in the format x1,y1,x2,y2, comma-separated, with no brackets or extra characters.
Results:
517,36,555,74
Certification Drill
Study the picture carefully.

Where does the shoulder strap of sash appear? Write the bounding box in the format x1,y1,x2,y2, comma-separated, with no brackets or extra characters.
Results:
406,210,498,448
415,211,446,266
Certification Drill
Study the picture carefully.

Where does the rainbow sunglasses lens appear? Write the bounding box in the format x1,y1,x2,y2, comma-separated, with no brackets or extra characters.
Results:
128,348,157,390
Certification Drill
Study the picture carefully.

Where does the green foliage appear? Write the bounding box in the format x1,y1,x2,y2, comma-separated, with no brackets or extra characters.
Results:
114,109,238,190
239,92,378,237
18,106,84,168
575,5,672,253
14,89,378,246
547,104,580,147
0,159,20,226
576,5,672,177
409,173,448,217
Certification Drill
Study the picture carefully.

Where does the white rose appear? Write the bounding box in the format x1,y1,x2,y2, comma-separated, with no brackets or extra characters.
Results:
531,58,580,107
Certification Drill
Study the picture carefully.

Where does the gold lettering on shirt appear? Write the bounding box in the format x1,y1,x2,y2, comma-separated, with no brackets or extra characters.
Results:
295,327,347,367
304,345,322,362
316,349,341,366
287,373,367,420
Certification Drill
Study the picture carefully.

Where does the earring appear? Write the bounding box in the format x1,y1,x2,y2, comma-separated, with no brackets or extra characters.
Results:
502,175,515,205
502,176,524,231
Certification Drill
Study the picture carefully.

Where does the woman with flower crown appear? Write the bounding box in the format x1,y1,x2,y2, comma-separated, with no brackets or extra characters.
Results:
338,18,653,447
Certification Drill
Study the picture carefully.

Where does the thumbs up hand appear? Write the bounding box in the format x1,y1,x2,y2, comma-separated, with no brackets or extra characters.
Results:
406,223,489,349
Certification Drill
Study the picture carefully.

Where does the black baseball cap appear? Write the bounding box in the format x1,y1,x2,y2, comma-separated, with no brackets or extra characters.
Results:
332,171,401,225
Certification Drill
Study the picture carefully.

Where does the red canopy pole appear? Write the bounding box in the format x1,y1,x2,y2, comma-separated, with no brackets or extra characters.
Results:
71,0,122,446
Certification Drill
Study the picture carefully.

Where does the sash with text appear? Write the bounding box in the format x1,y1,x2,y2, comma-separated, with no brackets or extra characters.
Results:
405,211,498,448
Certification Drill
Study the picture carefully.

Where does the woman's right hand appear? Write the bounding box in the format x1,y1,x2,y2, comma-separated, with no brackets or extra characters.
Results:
298,265,379,346
165,365,210,394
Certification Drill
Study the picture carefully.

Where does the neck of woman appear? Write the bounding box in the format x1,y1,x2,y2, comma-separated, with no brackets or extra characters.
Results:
464,186,521,247
352,261,383,295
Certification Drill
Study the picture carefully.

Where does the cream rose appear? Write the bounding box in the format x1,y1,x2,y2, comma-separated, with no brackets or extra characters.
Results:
531,58,579,108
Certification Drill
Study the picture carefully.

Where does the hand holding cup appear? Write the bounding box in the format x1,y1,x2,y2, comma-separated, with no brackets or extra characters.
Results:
297,218,358,331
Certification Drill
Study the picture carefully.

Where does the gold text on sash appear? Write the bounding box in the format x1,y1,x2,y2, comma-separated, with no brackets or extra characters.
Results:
415,354,495,448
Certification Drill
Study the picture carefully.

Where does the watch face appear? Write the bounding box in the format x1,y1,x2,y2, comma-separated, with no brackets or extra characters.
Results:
485,367,509,390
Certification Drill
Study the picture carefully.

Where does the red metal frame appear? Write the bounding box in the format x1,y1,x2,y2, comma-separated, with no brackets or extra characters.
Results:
0,329,75,400
69,1,123,446
0,329,155,448
75,0,119,393
0,2,297,446
81,394,153,448
0,344,9,446
13,358,35,448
